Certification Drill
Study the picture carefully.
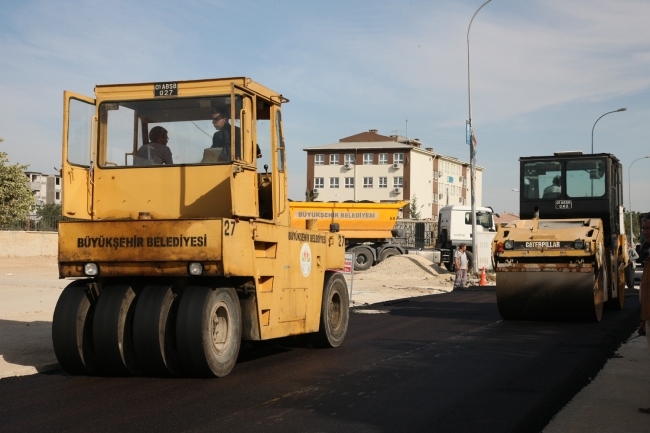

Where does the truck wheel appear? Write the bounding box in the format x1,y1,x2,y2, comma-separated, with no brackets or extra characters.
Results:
133,286,182,376
311,272,349,348
352,247,373,271
444,261,455,272
93,285,140,376
176,287,242,377
52,280,100,375
379,248,399,262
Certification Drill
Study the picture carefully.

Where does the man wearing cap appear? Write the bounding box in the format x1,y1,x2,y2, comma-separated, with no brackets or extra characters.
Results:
211,106,241,161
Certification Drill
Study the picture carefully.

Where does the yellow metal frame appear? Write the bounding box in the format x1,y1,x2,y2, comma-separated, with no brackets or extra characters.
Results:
59,77,346,341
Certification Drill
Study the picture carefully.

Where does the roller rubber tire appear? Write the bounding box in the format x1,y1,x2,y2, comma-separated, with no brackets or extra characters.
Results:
52,280,100,375
352,247,373,271
133,286,182,376
311,272,350,348
93,285,140,375
606,261,626,310
379,248,399,262
176,287,242,377
625,264,635,290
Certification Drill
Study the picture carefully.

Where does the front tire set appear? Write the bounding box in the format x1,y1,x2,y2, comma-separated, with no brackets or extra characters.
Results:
52,283,242,378
52,274,349,377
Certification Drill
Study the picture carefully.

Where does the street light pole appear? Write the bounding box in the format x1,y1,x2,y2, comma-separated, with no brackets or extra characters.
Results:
628,156,650,244
467,0,491,275
591,108,626,154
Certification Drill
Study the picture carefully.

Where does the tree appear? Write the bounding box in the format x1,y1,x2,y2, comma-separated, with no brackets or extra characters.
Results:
36,203,62,217
0,138,34,226
625,210,646,245
409,194,421,219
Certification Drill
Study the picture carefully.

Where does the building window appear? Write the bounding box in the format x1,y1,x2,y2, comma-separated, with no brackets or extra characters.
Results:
31,174,38,182
393,153,404,164
330,177,339,189
344,154,355,165
314,177,324,189
363,154,373,165
379,177,387,188
315,154,324,165
379,153,388,164
56,177,60,186
55,192,60,200
330,154,339,165
393,177,403,188
363,177,373,188
345,177,354,188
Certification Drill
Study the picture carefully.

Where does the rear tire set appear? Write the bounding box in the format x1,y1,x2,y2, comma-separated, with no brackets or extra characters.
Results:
52,282,242,378
311,273,349,348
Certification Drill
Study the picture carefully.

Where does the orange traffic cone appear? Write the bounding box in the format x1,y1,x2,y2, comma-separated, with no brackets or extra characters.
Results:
479,266,487,286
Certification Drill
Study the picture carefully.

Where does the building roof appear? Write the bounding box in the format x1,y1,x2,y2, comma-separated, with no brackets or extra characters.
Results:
303,141,417,152
339,130,397,143
303,129,485,170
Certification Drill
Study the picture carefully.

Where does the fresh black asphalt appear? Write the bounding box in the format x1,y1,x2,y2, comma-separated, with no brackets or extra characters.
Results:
0,289,640,433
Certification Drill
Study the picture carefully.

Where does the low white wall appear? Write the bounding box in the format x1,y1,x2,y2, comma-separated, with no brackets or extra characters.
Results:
0,231,57,257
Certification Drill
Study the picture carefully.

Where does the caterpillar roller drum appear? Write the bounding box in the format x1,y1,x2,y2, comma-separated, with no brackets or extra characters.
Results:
493,152,628,321
52,77,349,378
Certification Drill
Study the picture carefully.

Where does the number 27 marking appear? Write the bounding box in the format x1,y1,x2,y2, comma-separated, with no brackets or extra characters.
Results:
224,220,237,236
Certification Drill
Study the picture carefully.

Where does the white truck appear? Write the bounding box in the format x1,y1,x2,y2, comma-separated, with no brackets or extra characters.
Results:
432,205,498,271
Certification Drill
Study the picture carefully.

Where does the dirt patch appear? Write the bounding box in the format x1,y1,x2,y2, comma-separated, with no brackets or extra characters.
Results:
348,254,456,307
360,254,452,282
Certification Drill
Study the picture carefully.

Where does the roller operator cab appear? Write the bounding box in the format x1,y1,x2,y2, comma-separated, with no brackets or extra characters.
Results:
493,152,628,321
53,78,348,378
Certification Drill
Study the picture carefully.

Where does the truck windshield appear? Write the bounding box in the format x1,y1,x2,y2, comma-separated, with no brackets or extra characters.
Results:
465,212,492,229
98,95,242,167
566,158,605,198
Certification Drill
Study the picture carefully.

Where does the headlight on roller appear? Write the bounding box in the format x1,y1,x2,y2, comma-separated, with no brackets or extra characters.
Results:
574,240,584,250
504,240,514,250
188,262,203,276
84,263,99,276
584,242,591,252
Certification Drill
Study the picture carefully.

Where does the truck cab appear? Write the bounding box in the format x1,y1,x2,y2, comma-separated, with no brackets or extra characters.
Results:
433,205,497,271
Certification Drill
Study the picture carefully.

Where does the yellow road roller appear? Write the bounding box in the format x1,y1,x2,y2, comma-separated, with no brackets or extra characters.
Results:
492,152,627,321
53,78,348,377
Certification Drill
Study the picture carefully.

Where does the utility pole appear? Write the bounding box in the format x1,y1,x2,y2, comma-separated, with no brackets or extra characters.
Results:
467,0,491,275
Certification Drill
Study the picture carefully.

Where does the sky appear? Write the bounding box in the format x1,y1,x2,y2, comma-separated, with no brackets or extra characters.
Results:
1,0,649,214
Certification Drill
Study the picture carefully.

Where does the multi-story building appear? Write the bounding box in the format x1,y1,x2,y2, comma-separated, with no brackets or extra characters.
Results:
304,130,484,219
25,171,62,209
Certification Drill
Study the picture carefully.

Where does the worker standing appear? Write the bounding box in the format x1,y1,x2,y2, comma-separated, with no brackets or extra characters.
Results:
454,243,468,289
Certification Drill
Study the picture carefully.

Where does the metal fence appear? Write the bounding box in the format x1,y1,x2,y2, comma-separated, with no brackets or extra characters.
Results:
392,220,438,250
0,215,75,232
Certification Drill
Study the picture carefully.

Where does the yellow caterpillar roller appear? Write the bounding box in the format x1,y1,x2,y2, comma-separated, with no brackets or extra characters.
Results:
492,152,628,321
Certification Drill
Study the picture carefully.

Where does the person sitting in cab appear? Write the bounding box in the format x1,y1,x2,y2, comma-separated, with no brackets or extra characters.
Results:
135,126,173,165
